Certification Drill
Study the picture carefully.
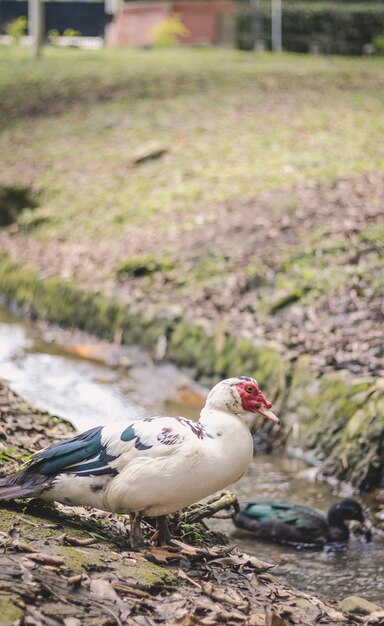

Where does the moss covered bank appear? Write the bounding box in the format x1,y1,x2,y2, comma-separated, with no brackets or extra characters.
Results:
0,253,383,490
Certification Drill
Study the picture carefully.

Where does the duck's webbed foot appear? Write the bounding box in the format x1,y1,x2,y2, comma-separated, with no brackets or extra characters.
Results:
150,515,172,546
129,511,145,550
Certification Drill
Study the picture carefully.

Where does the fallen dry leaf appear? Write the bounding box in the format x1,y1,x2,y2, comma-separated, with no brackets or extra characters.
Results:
56,533,97,547
265,607,292,626
89,577,120,602
28,552,65,567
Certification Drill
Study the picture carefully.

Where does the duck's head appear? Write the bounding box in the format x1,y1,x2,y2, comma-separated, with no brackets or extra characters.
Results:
206,376,280,425
328,498,365,525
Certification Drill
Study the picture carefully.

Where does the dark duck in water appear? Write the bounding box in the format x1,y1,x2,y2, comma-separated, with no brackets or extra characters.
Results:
233,498,365,546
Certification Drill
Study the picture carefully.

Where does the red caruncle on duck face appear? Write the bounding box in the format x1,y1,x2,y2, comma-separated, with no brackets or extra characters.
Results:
233,379,280,425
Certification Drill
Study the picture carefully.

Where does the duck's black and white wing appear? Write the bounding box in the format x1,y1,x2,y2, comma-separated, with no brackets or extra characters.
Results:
0,416,211,500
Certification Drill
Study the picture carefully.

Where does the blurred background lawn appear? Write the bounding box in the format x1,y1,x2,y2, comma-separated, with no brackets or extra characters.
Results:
1,46,383,242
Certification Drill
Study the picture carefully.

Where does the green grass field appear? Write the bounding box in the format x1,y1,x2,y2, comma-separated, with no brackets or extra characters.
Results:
1,46,383,241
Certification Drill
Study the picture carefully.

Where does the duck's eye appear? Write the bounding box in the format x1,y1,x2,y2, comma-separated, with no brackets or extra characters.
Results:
245,385,254,394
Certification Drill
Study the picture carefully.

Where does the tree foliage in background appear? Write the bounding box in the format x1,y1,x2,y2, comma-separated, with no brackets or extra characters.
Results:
63,28,82,37
237,2,384,54
151,14,190,47
6,15,27,43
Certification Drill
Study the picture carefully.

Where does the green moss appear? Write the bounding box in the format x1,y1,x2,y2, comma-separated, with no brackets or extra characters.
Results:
167,318,288,405
251,344,288,409
168,319,216,376
0,255,171,352
288,368,371,452
0,446,30,464
212,331,237,377
0,501,114,548
0,504,175,587
0,504,93,542
116,253,173,279
0,596,23,625
118,560,176,587
56,545,105,574
285,360,383,489
216,336,288,407
359,223,384,245
269,289,305,313
321,389,384,489
0,506,23,533
244,260,269,287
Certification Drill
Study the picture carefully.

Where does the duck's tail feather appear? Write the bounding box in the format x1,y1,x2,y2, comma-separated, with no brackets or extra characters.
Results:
0,471,53,500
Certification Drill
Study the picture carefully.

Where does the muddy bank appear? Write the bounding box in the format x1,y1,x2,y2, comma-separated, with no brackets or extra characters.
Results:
1,380,384,626
0,253,383,490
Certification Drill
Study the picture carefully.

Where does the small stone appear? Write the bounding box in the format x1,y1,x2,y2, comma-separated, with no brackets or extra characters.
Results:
340,595,382,615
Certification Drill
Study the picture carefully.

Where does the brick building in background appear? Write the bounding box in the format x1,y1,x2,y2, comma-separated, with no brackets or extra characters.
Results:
106,0,235,47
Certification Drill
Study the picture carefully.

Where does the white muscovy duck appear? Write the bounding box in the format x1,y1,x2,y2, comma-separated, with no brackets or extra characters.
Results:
0,376,279,548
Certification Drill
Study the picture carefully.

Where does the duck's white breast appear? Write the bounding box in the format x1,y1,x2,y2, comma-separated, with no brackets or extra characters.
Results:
103,425,253,516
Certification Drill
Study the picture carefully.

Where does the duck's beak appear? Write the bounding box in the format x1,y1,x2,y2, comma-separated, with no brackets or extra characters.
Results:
257,406,280,426
349,519,372,542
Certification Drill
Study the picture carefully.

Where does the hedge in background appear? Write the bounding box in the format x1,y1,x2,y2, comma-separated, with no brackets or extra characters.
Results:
237,2,384,54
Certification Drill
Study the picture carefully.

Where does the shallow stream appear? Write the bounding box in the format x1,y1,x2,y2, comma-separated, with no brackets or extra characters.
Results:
0,305,383,605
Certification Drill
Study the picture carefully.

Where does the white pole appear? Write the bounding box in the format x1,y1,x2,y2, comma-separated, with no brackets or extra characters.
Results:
31,0,44,59
271,0,282,52
28,0,34,36
250,0,262,51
